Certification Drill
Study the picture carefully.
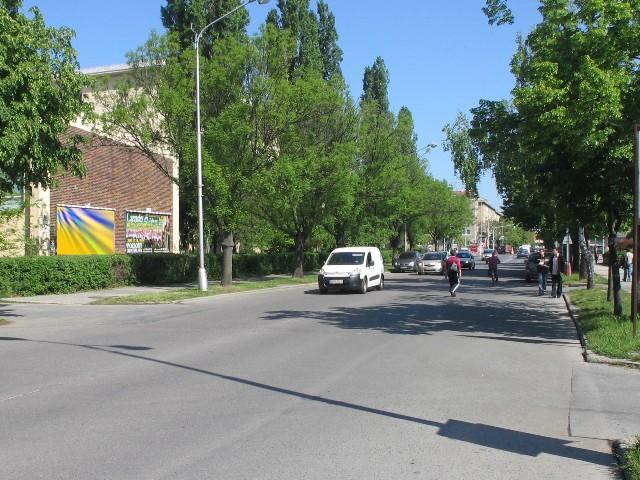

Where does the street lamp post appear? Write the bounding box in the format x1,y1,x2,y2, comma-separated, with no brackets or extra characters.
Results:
194,0,270,291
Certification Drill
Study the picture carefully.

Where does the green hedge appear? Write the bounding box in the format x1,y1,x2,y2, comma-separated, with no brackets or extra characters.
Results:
0,251,328,296
0,255,133,296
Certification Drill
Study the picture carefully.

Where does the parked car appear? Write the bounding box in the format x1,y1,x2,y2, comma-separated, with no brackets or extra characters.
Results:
524,251,553,282
318,246,385,294
417,251,448,275
393,251,423,272
456,251,476,270
482,248,494,262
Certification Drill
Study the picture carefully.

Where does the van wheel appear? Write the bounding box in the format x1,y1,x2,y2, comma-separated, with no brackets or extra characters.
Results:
360,277,367,294
376,275,384,291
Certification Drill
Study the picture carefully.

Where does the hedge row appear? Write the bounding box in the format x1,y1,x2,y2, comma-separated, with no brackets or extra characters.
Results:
0,251,328,297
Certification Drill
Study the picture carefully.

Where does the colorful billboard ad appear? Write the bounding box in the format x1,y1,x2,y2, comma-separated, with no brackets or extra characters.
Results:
125,211,171,253
56,206,115,255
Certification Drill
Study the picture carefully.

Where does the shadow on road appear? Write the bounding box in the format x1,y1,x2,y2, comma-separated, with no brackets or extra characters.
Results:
0,335,614,471
0,304,22,318
262,295,575,340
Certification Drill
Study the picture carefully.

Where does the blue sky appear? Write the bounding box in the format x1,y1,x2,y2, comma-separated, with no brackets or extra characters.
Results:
24,0,541,211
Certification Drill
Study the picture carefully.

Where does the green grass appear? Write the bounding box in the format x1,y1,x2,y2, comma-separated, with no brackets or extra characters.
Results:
620,437,640,480
569,287,640,361
90,275,317,305
0,318,12,326
564,272,608,287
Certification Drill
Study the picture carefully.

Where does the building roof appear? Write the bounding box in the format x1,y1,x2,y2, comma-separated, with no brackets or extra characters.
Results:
80,64,131,76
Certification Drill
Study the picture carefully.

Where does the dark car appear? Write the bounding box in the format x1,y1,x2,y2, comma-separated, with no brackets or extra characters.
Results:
456,251,476,270
525,251,554,282
516,248,530,259
393,251,423,272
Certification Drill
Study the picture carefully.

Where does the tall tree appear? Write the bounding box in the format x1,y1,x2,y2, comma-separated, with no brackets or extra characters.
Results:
161,0,250,57
442,113,481,197
361,56,390,112
251,73,357,277
0,1,91,194
316,0,342,80
269,0,322,76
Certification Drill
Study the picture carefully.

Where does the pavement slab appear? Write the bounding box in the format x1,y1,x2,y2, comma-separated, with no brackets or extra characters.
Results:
571,361,640,440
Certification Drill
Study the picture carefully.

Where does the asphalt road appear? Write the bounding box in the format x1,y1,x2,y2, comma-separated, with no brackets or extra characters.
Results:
0,256,616,479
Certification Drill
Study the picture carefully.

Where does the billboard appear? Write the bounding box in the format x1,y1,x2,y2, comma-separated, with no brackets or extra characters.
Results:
125,211,171,253
56,206,115,255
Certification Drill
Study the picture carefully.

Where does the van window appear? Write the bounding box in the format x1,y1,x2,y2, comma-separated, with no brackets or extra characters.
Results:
327,252,365,265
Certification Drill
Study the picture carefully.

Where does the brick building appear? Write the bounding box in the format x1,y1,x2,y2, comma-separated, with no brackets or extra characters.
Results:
49,126,177,254
0,64,180,256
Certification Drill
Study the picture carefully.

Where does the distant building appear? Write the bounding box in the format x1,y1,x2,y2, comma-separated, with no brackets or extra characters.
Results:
456,193,503,248
1,64,180,256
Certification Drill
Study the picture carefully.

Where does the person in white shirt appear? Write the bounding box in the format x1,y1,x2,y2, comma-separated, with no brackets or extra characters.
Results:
624,249,634,282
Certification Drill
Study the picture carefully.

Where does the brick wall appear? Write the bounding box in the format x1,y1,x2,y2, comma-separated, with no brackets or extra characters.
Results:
50,127,175,254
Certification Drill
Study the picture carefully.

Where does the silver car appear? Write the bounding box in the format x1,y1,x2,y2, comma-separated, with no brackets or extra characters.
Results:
417,251,448,274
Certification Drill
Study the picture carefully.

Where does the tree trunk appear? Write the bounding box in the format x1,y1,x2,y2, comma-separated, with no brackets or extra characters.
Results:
607,263,612,302
293,231,307,279
578,226,595,289
607,226,623,316
334,222,347,248
220,231,234,287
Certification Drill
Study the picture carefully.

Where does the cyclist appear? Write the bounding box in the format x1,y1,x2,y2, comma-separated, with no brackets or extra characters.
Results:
487,250,500,283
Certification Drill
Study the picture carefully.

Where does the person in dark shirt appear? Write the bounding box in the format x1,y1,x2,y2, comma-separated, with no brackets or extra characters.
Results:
487,250,500,282
550,248,565,298
536,251,549,296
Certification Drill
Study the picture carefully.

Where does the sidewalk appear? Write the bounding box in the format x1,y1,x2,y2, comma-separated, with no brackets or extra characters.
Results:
565,268,640,444
0,284,188,305
594,263,632,293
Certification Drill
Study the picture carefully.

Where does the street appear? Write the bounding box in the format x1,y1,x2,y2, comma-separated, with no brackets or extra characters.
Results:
0,257,616,479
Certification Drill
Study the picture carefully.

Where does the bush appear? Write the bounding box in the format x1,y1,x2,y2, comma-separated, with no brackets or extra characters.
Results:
0,255,131,296
0,251,328,296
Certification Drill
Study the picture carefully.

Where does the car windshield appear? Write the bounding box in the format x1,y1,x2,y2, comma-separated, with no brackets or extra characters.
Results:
457,253,471,258
399,252,417,259
424,253,440,260
327,252,365,265
484,250,493,254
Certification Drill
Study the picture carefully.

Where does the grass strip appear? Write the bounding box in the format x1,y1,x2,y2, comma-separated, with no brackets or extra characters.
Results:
90,275,317,305
620,437,640,480
0,318,12,326
569,287,640,361
564,272,608,287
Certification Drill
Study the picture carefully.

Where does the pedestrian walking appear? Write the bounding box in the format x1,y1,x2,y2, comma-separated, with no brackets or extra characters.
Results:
487,250,500,284
550,248,565,298
445,248,463,297
625,248,634,282
537,250,549,296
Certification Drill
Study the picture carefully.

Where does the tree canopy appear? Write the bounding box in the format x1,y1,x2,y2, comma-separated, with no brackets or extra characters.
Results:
0,1,91,194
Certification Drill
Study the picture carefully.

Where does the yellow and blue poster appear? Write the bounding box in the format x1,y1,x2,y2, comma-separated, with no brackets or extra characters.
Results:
56,206,115,255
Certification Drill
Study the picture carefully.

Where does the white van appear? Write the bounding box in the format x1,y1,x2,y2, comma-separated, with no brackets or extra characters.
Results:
318,246,385,294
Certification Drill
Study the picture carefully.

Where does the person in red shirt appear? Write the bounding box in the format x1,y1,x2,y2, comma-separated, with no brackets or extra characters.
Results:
445,249,463,297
